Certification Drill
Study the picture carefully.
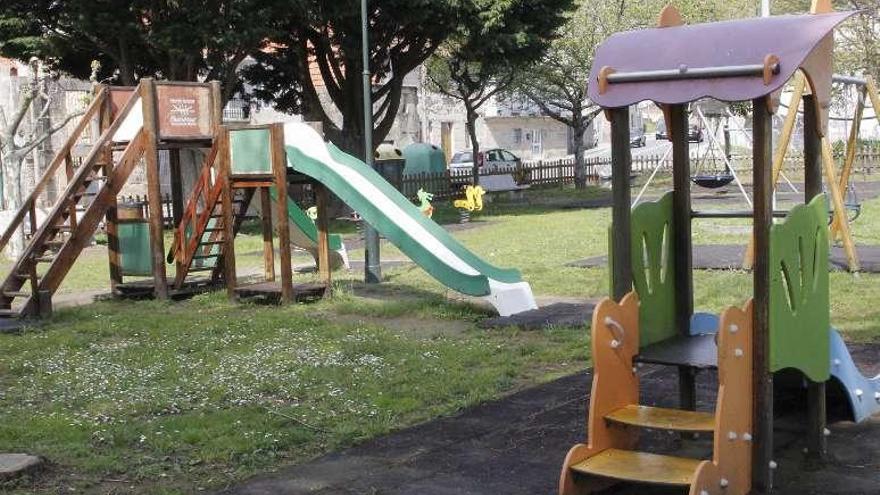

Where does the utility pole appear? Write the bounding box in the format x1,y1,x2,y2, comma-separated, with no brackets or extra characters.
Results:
362,0,381,284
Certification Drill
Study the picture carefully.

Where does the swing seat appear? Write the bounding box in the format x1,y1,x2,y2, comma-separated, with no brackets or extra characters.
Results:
691,174,735,189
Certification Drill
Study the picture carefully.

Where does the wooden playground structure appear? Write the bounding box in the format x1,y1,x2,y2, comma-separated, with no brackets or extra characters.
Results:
0,79,333,324
560,3,875,495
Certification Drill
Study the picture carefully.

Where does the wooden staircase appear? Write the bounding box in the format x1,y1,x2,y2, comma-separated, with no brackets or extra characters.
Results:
0,86,146,319
169,136,254,289
559,292,754,495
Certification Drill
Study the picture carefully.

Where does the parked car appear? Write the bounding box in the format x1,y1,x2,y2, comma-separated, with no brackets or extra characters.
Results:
630,127,647,147
655,120,668,140
449,148,521,173
654,121,703,142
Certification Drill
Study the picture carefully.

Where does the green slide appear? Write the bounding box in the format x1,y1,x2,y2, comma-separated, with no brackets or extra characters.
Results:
282,122,537,316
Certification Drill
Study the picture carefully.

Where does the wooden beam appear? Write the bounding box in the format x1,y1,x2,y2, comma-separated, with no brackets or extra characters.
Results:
751,96,774,495
100,85,122,292
803,93,827,465
830,85,865,240
803,94,823,200
821,138,860,271
260,187,276,282
670,103,695,411
271,124,293,303
609,107,632,301
140,79,169,300
744,72,806,269
315,183,332,292
219,130,237,300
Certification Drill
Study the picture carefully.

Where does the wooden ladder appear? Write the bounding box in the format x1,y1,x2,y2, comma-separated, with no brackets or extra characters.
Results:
169,136,254,289
559,293,754,495
0,87,146,319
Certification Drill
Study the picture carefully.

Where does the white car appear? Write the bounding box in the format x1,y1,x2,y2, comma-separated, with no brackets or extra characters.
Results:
449,148,521,173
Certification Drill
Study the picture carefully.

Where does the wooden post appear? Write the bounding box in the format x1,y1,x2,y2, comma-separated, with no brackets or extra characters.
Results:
803,93,827,466
271,124,293,303
752,96,775,494
169,149,184,227
99,86,123,292
210,81,224,130
830,85,865,241
140,79,169,299
260,187,276,282
219,130,237,300
670,104,696,411
821,138,860,271
609,107,632,301
744,72,806,268
315,182,332,292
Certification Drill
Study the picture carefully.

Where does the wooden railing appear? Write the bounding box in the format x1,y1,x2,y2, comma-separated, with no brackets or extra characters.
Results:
170,132,226,279
398,146,880,201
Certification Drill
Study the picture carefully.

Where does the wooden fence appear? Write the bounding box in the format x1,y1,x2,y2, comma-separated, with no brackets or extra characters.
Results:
400,145,880,201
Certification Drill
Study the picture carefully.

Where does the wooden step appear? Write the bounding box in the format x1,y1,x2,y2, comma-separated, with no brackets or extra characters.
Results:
3,291,30,298
35,256,56,263
204,227,224,233
570,449,701,487
0,308,21,317
188,266,216,273
605,405,715,433
192,254,220,260
199,240,225,246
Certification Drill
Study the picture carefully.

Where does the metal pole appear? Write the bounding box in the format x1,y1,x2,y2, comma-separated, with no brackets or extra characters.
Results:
362,0,381,284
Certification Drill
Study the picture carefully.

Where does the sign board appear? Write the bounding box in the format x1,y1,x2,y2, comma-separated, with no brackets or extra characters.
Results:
156,84,213,140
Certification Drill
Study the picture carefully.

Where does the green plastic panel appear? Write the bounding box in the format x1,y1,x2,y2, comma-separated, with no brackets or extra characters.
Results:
230,128,272,175
119,221,153,276
770,195,830,382
631,192,677,347
267,187,344,252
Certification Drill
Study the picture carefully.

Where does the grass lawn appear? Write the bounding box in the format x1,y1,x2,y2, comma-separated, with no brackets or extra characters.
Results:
1,180,879,493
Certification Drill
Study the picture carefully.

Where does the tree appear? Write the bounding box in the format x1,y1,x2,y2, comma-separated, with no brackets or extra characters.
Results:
244,1,460,159
426,0,574,184
516,0,755,188
0,59,89,256
0,0,291,101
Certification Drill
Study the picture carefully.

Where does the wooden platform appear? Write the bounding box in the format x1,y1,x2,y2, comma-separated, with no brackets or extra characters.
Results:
605,404,715,433
233,281,327,303
569,448,701,486
115,277,219,300
635,333,718,369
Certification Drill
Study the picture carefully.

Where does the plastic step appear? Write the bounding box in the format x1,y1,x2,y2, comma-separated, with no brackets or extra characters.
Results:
605,405,715,433
569,449,700,487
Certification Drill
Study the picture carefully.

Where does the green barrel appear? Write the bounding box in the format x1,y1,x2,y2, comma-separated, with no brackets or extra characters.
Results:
118,202,153,276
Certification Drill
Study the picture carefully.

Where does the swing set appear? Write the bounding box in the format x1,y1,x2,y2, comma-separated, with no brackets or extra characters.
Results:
742,70,880,271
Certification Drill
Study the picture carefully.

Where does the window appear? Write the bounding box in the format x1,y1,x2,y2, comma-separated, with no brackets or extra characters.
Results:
513,128,522,144
502,151,518,162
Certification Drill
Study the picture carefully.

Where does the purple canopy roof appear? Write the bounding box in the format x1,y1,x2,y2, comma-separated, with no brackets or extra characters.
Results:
587,11,856,108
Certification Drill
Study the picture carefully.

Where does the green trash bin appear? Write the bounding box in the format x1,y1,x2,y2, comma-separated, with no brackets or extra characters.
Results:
375,143,406,191
118,202,153,276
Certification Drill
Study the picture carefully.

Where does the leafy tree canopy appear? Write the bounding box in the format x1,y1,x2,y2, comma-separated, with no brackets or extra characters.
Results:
0,0,293,98
245,0,464,156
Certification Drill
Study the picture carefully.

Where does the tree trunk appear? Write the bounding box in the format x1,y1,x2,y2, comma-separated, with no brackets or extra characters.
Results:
465,106,480,186
572,121,588,189
2,151,27,258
